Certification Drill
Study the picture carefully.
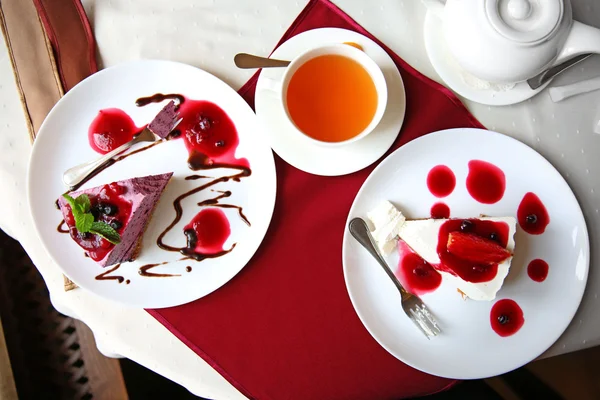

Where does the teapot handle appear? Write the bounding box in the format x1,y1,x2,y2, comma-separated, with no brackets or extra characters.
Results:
420,0,445,19
555,21,600,64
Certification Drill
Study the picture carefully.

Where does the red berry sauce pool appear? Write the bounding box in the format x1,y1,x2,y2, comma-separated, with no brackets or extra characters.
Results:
88,108,141,154
134,93,249,170
517,192,550,235
437,219,509,283
466,160,506,204
490,299,524,337
178,100,249,169
183,208,231,256
527,259,549,282
427,165,456,198
397,240,441,295
430,202,450,219
90,94,250,170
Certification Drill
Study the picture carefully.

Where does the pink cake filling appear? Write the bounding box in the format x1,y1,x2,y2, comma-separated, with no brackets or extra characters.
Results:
57,172,173,267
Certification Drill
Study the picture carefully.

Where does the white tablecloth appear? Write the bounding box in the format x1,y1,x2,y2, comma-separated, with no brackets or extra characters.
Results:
0,1,598,398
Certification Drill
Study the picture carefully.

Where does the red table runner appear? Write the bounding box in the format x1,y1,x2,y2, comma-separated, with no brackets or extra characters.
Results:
148,1,485,399
14,0,485,398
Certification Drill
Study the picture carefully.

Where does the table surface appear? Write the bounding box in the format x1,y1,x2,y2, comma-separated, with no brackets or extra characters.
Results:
1,0,599,398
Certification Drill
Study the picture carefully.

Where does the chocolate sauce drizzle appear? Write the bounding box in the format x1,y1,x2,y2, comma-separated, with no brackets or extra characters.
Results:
156,153,251,260
69,158,116,191
114,140,162,162
185,174,210,181
180,245,236,262
138,261,180,277
168,130,181,139
57,220,69,233
198,190,251,226
135,93,185,108
95,264,124,283
65,140,161,192
84,135,164,186
63,94,252,273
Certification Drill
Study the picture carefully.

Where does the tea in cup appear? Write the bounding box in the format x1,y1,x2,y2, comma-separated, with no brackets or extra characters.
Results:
278,44,387,146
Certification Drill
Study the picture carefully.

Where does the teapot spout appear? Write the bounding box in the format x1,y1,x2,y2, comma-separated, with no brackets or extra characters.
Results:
420,0,445,19
557,21,600,63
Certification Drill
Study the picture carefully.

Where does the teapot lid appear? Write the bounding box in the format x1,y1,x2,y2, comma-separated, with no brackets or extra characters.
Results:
485,0,563,44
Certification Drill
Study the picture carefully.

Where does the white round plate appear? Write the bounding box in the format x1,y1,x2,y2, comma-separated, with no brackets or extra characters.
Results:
255,28,406,176
342,128,589,379
28,60,276,309
423,12,550,106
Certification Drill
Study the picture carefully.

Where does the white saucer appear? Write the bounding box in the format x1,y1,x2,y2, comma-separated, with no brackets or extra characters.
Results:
423,12,550,106
255,28,406,176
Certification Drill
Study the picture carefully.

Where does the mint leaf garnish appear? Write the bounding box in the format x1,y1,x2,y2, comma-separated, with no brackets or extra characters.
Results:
62,193,80,214
76,213,94,233
90,221,121,244
63,193,85,222
62,193,76,208
62,193,121,245
77,194,91,213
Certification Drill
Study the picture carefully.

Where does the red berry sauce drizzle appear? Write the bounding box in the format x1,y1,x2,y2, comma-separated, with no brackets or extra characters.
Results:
437,219,509,283
466,160,506,204
527,259,549,282
517,192,550,235
88,108,141,154
133,93,252,262
422,161,528,336
396,240,441,295
427,165,456,198
490,299,524,337
430,202,450,219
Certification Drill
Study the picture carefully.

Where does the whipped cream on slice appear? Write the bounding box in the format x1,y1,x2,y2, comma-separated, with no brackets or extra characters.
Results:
367,200,405,254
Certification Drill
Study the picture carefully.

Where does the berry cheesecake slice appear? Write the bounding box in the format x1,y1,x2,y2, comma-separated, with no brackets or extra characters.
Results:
368,201,516,301
57,173,173,267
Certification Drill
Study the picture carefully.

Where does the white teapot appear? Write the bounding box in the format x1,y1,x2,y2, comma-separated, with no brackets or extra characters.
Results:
423,0,600,83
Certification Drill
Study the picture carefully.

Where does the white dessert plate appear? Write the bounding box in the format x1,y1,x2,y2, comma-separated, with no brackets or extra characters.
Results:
342,128,589,379
255,28,406,176
423,12,550,106
28,60,276,309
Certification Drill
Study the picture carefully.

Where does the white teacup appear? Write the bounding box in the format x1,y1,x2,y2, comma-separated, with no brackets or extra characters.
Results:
265,44,388,147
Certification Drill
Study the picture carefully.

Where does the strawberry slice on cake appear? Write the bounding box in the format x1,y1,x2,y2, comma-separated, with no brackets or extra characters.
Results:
57,173,173,267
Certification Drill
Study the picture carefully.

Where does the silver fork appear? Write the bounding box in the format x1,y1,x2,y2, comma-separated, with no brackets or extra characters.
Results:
349,217,441,339
62,113,181,191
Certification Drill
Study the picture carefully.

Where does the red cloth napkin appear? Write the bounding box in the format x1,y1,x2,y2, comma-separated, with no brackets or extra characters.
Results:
149,1,485,399
32,0,97,92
